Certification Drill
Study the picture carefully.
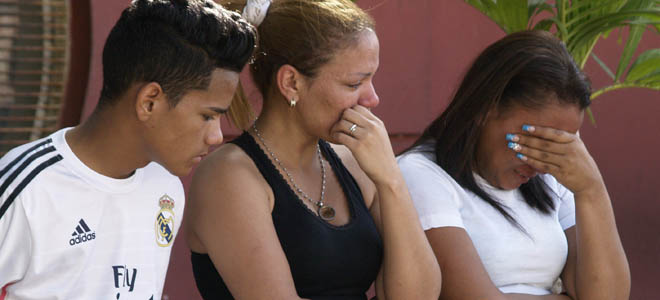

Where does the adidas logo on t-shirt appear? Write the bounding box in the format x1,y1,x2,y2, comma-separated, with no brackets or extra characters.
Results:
69,218,96,246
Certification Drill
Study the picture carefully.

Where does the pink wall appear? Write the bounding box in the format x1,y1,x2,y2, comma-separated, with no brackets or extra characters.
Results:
81,1,127,119
82,1,660,299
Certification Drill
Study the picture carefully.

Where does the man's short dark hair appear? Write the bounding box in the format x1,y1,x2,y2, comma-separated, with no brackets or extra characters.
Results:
98,0,256,108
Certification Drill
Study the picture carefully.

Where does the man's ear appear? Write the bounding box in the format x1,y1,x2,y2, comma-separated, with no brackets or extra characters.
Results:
135,82,167,122
276,64,304,106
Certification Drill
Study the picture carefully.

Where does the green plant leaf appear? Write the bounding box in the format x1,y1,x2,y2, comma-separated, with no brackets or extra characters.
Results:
533,18,555,31
528,1,554,18
464,0,530,34
556,0,567,25
586,107,596,125
565,0,627,28
565,0,624,15
552,16,570,41
612,0,659,80
464,0,660,105
591,81,660,99
638,69,660,85
576,37,600,68
615,24,645,81
568,10,660,42
592,54,616,80
619,0,658,11
626,48,660,82
567,10,660,56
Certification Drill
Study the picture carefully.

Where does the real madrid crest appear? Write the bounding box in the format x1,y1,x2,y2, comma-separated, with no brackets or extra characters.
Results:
155,194,175,247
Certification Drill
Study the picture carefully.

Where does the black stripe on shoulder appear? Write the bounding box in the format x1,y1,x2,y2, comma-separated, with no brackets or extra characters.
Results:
0,154,63,219
0,146,57,199
0,138,53,178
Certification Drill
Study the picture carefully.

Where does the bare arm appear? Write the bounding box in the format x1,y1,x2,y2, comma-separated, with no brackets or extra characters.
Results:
571,187,629,299
372,176,440,300
184,146,308,300
513,125,630,300
426,226,570,300
559,192,629,300
330,105,441,300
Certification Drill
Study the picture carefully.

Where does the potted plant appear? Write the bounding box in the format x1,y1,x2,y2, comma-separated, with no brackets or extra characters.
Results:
464,0,659,111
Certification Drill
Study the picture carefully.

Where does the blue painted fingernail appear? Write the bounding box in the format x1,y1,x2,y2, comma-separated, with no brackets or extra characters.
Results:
522,125,535,132
516,153,526,160
507,142,518,150
505,133,518,141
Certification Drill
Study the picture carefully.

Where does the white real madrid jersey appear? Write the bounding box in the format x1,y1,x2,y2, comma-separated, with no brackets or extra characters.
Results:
0,128,184,300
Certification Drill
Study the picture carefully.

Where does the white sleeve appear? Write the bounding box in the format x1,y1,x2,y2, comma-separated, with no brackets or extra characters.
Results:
557,184,576,230
0,195,32,286
542,174,576,230
397,152,464,231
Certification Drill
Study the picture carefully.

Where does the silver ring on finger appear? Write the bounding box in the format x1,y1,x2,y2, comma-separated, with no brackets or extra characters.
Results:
348,123,357,136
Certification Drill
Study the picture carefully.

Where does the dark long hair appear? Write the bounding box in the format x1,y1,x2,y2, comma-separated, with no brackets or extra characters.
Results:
404,30,591,228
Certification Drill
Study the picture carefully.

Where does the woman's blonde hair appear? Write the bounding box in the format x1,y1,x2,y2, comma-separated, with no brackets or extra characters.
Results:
221,0,375,129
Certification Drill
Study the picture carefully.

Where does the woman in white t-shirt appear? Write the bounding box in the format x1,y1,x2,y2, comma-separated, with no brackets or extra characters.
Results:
398,30,629,300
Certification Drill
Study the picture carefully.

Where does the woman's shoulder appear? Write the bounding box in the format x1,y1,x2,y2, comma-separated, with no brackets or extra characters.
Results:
191,142,271,206
398,151,461,193
397,148,469,230
196,142,259,179
396,149,455,185
185,142,277,257
396,149,435,167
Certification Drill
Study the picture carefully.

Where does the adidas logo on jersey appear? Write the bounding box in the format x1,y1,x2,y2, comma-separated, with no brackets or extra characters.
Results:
69,218,96,246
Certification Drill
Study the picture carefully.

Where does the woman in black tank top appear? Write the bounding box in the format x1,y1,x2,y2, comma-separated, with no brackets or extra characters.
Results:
184,1,441,299
191,135,382,299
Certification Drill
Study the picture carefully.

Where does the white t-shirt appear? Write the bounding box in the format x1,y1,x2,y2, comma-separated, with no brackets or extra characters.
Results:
397,149,575,295
0,128,184,300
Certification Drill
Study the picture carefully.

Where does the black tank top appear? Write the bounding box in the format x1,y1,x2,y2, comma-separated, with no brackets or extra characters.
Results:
191,132,383,300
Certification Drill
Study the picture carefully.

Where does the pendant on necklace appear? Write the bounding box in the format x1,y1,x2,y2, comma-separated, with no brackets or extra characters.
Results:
318,205,336,221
